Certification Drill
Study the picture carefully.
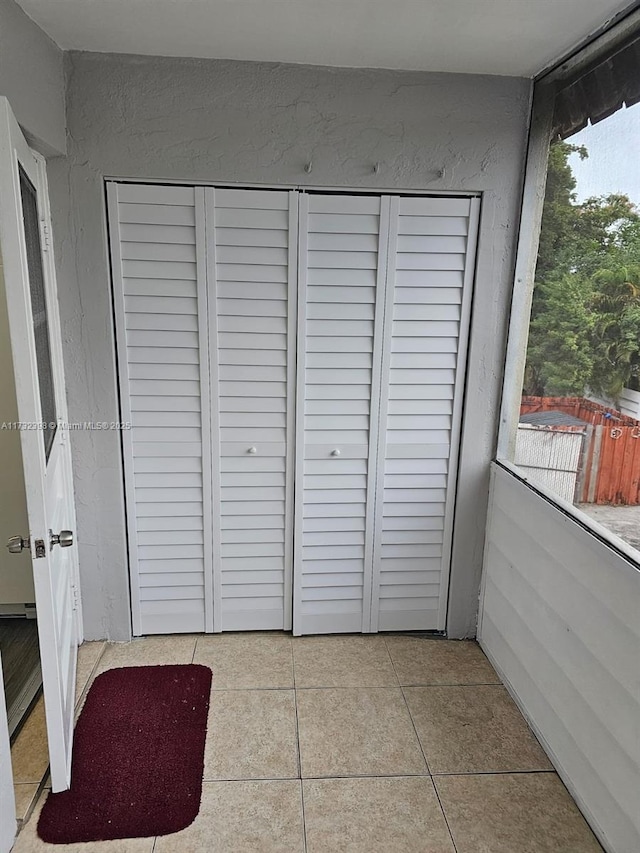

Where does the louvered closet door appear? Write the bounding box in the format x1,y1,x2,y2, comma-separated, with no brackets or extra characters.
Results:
294,194,389,634
108,183,213,635
371,196,479,632
207,189,297,631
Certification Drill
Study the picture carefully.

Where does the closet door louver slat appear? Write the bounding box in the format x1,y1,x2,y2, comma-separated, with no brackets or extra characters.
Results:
109,183,213,634
208,188,296,631
371,196,479,632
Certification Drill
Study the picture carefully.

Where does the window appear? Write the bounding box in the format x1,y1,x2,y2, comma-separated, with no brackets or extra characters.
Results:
20,166,57,461
501,23,640,557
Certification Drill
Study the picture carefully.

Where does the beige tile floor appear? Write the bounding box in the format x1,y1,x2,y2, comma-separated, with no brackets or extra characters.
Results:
12,633,604,852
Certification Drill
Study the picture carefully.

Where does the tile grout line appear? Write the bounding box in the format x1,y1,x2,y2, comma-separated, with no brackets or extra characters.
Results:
202,771,441,782
384,636,460,853
202,774,303,783
431,768,558,777
291,640,309,853
431,775,460,853
380,634,401,688
400,681,460,853
382,636,431,776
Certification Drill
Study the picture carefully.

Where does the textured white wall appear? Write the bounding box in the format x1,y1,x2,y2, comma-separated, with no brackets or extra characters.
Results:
48,51,531,639
480,464,640,853
0,0,65,154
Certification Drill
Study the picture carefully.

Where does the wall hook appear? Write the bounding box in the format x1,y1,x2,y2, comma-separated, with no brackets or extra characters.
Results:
304,161,313,174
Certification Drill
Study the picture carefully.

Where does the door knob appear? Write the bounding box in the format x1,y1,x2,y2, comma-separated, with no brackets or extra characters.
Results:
331,449,341,456
7,535,30,554
49,529,74,550
248,446,257,455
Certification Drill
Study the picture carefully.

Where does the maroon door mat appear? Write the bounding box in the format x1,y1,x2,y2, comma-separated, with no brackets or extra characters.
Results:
38,663,212,843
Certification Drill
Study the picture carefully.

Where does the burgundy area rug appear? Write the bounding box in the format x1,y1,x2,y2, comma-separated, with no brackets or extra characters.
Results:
38,664,212,843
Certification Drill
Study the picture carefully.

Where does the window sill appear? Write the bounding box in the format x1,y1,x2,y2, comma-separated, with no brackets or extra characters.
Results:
493,458,640,572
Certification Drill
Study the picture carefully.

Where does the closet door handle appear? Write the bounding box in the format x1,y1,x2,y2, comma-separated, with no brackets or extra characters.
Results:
248,446,258,455
331,449,341,457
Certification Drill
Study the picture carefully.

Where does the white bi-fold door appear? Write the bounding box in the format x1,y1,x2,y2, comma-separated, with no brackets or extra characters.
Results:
109,184,478,636
108,185,297,634
294,194,479,634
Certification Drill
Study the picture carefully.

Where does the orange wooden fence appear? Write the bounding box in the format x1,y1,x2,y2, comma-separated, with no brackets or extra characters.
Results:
520,396,639,427
520,397,640,505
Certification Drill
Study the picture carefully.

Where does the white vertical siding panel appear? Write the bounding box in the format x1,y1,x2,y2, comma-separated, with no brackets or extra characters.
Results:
371,197,479,632
480,465,640,853
109,183,210,634
619,387,640,419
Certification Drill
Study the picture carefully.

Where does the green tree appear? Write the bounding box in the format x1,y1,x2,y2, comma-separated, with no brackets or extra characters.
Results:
589,265,640,398
525,273,594,396
524,139,640,401
533,142,586,281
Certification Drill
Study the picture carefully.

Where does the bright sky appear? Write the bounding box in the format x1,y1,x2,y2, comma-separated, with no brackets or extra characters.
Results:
567,102,640,207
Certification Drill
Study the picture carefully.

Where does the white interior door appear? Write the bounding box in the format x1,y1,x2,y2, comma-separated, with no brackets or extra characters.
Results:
0,98,81,792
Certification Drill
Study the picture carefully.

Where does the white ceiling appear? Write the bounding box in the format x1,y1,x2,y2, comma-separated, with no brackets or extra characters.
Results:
16,0,633,77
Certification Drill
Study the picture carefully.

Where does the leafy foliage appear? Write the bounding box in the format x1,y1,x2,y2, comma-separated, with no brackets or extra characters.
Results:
524,139,640,402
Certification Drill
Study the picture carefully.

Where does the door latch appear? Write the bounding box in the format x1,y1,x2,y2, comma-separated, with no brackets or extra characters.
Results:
7,534,48,558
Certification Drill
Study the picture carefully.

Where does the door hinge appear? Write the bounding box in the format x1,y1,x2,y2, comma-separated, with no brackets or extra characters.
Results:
40,219,51,252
